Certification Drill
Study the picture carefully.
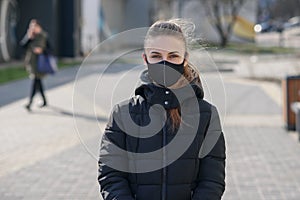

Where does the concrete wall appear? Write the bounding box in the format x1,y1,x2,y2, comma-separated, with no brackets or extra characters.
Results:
101,0,125,34
124,0,151,29
101,0,151,47
81,0,100,54
0,0,19,62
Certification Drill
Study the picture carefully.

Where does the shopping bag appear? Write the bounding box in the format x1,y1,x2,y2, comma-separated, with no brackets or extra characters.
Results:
37,54,58,74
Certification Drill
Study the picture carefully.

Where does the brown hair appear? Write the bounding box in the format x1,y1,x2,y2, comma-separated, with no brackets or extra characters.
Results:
30,19,43,28
145,20,199,131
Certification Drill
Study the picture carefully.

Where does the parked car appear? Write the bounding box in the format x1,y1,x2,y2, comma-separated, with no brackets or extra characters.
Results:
254,21,272,33
254,20,284,33
284,16,300,29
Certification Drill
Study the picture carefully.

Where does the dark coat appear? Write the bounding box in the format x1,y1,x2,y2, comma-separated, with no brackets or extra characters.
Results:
20,31,48,79
98,80,226,200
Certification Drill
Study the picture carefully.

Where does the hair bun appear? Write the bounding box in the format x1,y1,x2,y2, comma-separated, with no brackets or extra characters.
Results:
168,18,196,44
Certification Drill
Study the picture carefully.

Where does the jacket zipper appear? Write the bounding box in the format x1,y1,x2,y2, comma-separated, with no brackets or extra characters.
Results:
162,125,167,200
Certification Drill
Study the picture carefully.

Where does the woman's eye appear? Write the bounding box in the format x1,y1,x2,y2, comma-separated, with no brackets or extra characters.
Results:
169,54,179,58
151,55,161,59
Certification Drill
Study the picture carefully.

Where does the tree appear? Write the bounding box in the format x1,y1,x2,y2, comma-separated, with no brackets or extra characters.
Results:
201,0,246,47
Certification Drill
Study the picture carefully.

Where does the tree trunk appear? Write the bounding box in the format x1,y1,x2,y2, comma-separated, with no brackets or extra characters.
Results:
220,35,228,47
201,0,245,47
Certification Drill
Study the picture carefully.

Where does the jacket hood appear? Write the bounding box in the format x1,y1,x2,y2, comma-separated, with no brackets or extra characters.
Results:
135,70,204,109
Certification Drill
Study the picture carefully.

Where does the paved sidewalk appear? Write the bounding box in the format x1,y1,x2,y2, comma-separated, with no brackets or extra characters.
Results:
218,74,300,200
208,51,300,80
0,77,104,200
1,53,300,199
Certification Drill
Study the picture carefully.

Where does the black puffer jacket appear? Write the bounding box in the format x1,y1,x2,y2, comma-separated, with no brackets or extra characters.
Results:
98,74,226,200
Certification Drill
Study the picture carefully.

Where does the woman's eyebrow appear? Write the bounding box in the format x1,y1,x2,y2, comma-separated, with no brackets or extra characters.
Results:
149,51,162,54
169,51,180,54
149,51,180,54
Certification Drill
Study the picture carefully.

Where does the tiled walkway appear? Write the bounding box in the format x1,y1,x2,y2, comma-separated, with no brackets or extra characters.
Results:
0,67,299,199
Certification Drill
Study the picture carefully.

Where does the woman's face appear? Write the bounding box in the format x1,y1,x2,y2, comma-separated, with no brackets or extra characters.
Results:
144,35,187,65
30,22,42,34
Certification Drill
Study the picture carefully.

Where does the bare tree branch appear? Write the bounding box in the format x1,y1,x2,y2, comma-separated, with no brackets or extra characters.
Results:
200,0,246,47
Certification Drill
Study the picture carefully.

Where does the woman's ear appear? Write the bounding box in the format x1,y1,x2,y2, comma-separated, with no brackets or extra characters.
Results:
142,53,147,65
184,52,189,66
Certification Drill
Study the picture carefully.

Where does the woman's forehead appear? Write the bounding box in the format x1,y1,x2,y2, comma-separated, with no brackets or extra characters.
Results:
145,35,185,54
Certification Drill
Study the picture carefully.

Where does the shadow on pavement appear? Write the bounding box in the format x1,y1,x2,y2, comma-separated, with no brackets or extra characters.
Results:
28,105,108,122
0,61,143,107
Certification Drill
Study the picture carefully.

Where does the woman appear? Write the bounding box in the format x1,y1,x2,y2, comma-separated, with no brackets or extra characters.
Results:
21,19,48,111
98,19,226,200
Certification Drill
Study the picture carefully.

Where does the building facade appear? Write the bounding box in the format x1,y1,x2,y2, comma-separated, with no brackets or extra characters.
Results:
0,0,155,63
0,0,82,63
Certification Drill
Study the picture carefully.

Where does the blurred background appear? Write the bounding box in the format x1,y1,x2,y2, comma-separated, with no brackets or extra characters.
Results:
0,0,299,63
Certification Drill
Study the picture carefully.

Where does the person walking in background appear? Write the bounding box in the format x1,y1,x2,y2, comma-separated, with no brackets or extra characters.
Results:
98,19,226,200
20,19,48,111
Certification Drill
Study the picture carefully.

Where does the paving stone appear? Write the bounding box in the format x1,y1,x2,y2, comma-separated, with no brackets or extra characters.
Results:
1,66,300,199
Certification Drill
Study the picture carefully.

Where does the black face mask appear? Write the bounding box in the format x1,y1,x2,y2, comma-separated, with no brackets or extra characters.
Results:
146,59,185,88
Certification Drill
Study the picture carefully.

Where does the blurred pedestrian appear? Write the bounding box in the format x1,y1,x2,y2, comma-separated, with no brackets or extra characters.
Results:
98,19,226,200
20,19,48,111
